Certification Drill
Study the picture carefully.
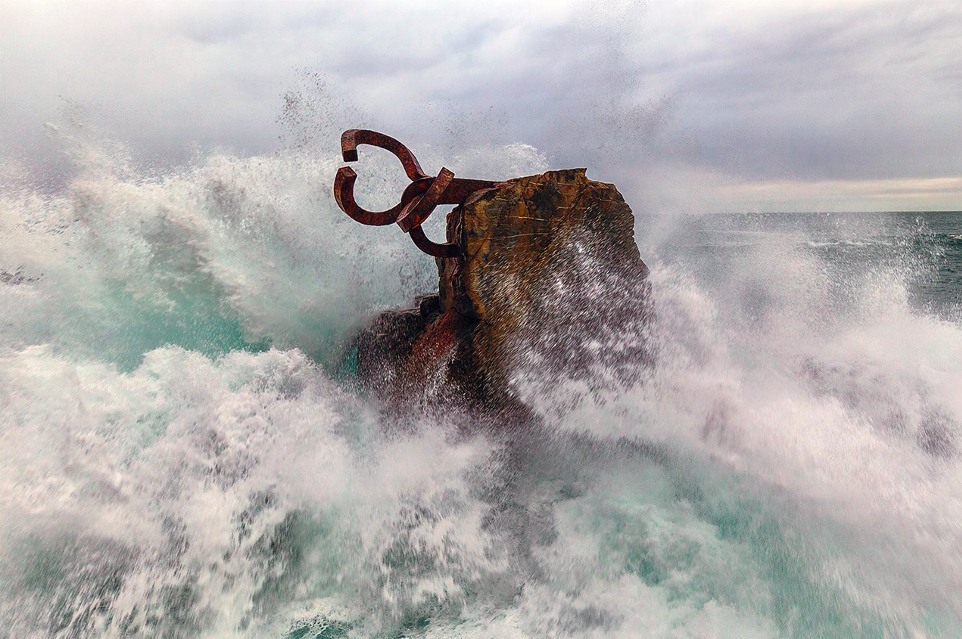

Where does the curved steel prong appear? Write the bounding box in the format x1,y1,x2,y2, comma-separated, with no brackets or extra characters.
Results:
334,129,498,259
333,166,404,226
396,167,455,233
409,225,460,259
341,129,429,181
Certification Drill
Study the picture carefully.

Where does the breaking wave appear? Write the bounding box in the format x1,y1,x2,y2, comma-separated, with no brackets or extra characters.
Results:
1,125,961,638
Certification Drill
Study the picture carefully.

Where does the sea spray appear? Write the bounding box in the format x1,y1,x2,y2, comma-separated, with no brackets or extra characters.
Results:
0,121,547,369
0,346,503,637
1,127,961,637
516,223,962,634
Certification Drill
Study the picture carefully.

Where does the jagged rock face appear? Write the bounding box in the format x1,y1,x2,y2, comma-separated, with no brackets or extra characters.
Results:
440,169,646,319
352,169,651,414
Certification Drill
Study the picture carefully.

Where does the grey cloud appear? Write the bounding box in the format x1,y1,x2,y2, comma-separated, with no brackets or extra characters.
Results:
666,1,962,181
1,0,959,211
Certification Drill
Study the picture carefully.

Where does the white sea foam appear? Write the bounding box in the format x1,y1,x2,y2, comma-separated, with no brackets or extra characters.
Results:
0,122,547,368
1,127,960,638
516,231,962,634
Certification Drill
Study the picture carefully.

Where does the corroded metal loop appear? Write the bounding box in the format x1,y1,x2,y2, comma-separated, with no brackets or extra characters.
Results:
334,169,436,227
333,129,501,258
340,129,428,181
409,225,460,259
334,167,402,226
397,167,455,233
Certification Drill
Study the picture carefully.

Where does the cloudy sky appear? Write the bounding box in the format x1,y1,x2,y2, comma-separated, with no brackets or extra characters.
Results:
2,0,960,212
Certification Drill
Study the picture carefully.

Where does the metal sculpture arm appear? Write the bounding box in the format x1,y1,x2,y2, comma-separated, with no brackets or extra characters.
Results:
333,129,501,258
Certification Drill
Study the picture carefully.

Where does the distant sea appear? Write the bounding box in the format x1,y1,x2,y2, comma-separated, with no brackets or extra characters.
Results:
643,210,962,319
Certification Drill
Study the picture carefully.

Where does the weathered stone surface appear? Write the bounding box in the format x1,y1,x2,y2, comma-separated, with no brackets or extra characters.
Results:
352,168,651,414
440,169,646,318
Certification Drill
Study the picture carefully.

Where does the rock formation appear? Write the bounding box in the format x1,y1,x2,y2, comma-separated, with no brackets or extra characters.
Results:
349,168,651,418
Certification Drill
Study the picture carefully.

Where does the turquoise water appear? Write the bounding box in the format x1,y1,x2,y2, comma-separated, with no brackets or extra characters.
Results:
1,139,961,638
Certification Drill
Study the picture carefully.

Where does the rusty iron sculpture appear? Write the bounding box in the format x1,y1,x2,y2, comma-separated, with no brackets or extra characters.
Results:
334,129,500,258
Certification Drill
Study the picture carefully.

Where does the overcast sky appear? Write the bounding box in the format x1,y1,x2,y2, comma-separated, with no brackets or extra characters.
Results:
2,0,960,212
